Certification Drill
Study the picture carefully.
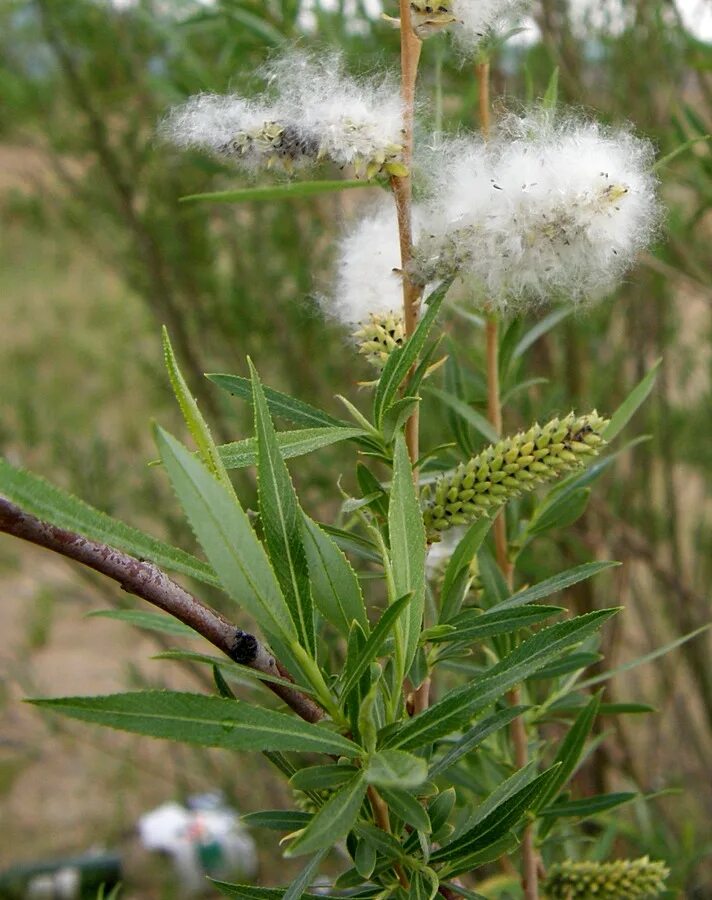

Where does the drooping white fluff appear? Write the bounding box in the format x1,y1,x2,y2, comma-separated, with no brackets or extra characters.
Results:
413,112,661,310
160,51,405,178
328,203,406,327
263,52,406,177
408,0,528,47
159,93,314,173
451,0,529,47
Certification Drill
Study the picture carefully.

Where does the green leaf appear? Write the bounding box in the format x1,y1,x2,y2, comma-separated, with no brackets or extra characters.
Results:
429,706,527,778
283,849,330,900
489,561,620,613
603,359,661,441
542,66,560,109
432,766,559,864
320,525,382,563
241,811,311,831
365,750,428,790
653,135,712,171
527,487,591,536
530,652,602,681
155,427,297,661
181,180,376,204
354,823,406,861
380,787,432,833
389,434,427,675
440,519,493,623
443,345,474,456
86,609,196,637
423,387,499,445
387,609,618,750
382,397,421,444
513,307,571,359
151,649,314,694
207,374,345,429
0,458,217,587
218,427,365,469
31,692,360,756
576,624,711,690
460,762,538,833
373,280,452,426
285,773,367,857
214,885,338,900
250,360,315,656
539,792,637,819
436,606,563,644
535,692,601,813
339,594,412,702
301,517,368,638
354,838,377,879
290,765,358,791
162,328,231,489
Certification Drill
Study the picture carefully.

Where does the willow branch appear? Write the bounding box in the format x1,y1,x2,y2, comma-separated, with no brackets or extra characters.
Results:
392,0,423,473
0,497,324,724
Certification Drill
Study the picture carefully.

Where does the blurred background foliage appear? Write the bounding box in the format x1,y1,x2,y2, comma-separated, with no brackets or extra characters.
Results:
0,0,711,895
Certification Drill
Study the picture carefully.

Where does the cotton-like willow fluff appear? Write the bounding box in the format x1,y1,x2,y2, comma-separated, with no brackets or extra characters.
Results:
399,0,527,48
413,113,660,311
422,412,608,537
545,858,669,899
326,204,418,369
161,52,406,178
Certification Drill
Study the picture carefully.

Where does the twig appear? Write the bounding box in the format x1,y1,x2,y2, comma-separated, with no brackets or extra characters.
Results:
367,785,410,889
392,0,424,474
0,497,324,724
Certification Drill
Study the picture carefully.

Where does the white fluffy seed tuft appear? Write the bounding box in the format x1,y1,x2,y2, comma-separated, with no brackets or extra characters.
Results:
327,203,407,328
408,0,528,47
160,52,405,178
413,112,661,310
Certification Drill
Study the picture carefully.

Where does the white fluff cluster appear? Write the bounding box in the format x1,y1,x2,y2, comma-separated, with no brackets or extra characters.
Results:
407,0,527,47
329,203,406,327
452,0,528,46
264,53,407,178
413,113,660,310
161,52,405,178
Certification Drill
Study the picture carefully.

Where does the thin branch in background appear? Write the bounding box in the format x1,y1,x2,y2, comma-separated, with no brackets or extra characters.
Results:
0,497,324,725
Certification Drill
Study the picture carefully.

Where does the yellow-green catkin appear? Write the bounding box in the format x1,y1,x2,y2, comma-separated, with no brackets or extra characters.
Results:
545,857,670,899
422,411,609,538
353,312,406,370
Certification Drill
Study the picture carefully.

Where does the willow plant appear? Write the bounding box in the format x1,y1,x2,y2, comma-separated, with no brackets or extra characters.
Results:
0,2,676,898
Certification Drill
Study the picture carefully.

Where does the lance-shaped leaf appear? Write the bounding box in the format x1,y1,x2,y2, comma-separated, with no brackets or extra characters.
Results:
603,358,661,442
386,609,618,751
429,706,527,778
488,561,620,613
181,179,375,205
364,749,428,790
163,327,231,490
0,458,217,587
432,766,560,864
389,433,426,675
339,593,412,703
207,374,346,429
250,360,315,656
155,427,297,661
285,772,367,857
535,691,602,813
301,516,368,638
218,427,365,469
373,279,452,425
214,886,339,900
30,692,360,756
86,609,196,638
